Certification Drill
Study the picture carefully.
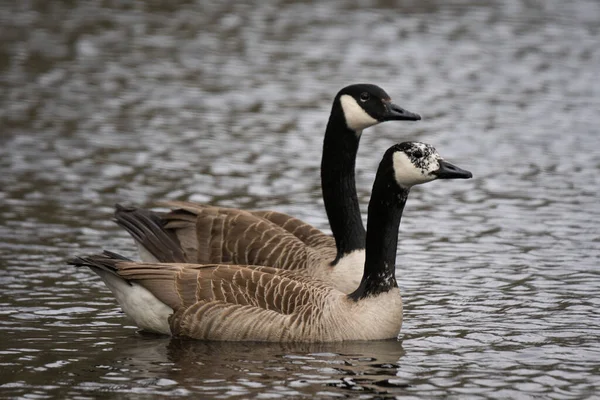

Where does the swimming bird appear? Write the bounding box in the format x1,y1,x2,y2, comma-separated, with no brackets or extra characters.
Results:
115,84,421,293
70,142,472,342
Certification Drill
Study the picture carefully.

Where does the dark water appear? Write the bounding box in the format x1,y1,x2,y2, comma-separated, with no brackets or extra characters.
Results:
1,0,599,398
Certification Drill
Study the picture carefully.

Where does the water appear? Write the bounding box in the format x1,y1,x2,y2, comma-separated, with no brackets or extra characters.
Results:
1,0,599,398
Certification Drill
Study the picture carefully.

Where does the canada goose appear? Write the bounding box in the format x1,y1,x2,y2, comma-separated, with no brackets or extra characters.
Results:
115,84,421,293
70,142,472,342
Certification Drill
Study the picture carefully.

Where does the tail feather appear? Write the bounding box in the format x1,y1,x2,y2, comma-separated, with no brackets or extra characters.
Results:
67,250,173,335
114,204,187,263
67,250,132,276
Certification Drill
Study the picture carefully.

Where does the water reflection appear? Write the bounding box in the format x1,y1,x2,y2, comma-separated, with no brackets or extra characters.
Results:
165,339,407,397
55,335,408,398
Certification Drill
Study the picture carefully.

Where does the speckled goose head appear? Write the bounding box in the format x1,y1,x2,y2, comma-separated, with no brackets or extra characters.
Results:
390,142,473,188
336,84,421,132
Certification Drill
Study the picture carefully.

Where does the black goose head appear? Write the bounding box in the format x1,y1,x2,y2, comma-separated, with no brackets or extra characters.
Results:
335,84,421,132
385,141,473,189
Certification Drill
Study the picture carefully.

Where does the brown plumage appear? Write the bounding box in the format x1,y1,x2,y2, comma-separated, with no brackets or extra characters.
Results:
115,202,355,291
69,251,402,342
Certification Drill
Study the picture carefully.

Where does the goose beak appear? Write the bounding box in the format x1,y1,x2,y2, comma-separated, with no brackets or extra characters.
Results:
382,102,421,121
434,160,473,180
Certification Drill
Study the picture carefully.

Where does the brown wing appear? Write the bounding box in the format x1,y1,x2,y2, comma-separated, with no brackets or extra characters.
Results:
114,261,337,341
157,201,332,270
249,210,336,250
115,262,330,312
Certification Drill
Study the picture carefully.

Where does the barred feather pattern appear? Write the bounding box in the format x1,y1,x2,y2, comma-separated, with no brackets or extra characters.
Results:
99,259,402,342
159,201,338,272
115,202,362,293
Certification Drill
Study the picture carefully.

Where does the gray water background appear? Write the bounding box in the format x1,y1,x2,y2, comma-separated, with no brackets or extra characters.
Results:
1,0,599,398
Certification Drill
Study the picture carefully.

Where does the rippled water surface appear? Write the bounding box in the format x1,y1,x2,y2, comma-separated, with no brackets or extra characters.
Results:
1,0,599,398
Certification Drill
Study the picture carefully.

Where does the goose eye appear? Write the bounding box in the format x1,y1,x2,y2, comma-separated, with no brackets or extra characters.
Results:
359,92,370,102
413,149,424,159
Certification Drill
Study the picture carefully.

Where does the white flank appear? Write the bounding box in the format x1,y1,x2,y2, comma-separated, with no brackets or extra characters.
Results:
339,94,379,132
392,151,438,188
93,268,173,335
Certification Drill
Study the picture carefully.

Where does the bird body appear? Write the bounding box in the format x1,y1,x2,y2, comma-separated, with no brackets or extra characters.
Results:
81,257,402,342
71,142,472,342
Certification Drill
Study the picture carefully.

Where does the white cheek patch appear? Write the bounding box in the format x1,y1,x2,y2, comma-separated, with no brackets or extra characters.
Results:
340,94,379,132
392,151,438,188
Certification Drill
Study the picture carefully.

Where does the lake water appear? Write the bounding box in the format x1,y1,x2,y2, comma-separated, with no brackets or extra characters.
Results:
1,0,599,398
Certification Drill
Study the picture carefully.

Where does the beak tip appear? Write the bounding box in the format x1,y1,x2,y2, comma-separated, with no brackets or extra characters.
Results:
436,160,473,180
386,103,421,121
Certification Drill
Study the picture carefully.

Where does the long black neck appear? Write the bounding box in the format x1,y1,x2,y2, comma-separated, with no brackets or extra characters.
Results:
321,100,366,264
348,162,408,301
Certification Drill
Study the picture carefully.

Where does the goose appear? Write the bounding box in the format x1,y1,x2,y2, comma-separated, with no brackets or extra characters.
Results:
114,84,421,294
70,141,472,342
